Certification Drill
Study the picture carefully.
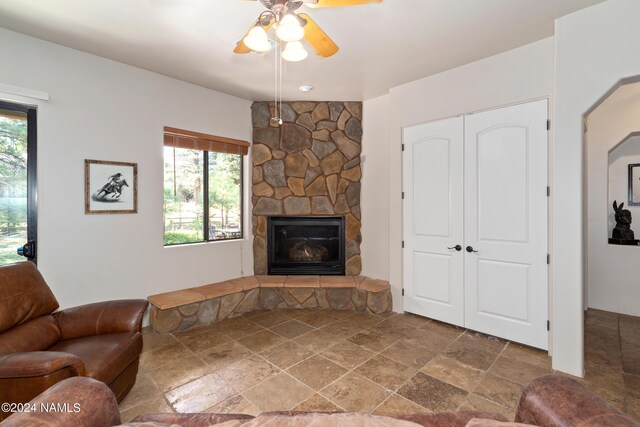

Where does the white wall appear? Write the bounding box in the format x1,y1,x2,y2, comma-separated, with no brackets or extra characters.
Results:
386,37,555,315
0,28,253,310
553,0,640,376
586,81,640,317
361,94,390,281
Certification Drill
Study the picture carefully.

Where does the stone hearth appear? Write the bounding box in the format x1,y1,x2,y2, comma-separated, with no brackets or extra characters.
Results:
251,101,363,276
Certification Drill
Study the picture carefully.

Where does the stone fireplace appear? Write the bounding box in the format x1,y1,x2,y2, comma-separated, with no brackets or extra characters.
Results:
251,101,363,275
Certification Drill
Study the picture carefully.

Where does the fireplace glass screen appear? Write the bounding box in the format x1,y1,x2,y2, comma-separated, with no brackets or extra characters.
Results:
268,216,345,275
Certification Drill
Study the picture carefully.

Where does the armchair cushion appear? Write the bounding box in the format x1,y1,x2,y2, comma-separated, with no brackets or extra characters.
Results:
0,315,61,355
0,262,58,333
48,332,142,384
0,352,84,378
53,299,148,340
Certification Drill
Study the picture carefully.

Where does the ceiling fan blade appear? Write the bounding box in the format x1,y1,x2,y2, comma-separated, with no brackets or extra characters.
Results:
298,13,339,58
233,17,275,54
305,0,382,7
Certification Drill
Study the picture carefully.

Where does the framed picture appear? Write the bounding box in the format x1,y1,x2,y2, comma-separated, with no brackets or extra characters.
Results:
629,163,640,206
85,159,138,214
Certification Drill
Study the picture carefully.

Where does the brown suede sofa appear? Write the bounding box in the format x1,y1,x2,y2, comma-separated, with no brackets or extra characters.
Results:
1,375,638,426
0,262,148,421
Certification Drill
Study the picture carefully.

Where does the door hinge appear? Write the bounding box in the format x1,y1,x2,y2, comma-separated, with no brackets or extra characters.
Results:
547,186,550,197
402,241,405,248
547,320,550,331
402,288,405,296
401,144,405,151
547,254,550,264
402,192,405,199
546,120,550,131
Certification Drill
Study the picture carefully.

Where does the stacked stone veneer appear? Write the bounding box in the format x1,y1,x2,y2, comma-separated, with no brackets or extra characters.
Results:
251,101,363,275
148,275,391,334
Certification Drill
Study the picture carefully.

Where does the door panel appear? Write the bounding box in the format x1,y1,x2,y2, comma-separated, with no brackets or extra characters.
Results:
464,99,548,349
403,117,464,326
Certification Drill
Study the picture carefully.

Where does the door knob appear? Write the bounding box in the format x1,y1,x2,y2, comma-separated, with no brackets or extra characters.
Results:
466,246,479,253
447,245,462,251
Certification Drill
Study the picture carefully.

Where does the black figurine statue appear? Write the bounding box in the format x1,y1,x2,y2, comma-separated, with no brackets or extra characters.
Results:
612,200,635,240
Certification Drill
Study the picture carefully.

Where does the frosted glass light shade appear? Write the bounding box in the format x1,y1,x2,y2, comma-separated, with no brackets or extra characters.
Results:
244,26,271,52
276,14,304,42
282,41,308,62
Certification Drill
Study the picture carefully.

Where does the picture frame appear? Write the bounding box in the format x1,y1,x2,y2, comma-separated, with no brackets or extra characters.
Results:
85,159,138,214
628,163,640,206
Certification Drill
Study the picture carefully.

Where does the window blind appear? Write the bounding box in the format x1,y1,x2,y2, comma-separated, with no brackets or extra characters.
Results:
163,126,249,155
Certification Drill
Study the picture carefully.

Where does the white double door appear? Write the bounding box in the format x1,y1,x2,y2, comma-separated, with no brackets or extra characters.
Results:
402,100,549,350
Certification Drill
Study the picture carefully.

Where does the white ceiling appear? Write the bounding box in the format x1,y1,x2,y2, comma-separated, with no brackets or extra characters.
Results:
0,0,603,101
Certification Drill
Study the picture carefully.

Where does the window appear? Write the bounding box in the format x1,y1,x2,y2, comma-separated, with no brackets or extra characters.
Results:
163,127,248,246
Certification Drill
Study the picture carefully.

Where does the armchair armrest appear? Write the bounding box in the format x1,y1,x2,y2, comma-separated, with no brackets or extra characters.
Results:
0,352,85,378
53,299,148,340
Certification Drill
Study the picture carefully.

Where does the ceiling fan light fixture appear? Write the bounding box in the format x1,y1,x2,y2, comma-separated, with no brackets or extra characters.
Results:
243,25,272,52
282,41,308,62
276,13,305,42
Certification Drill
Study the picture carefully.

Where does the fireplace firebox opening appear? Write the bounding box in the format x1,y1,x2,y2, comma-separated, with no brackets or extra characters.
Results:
267,216,345,275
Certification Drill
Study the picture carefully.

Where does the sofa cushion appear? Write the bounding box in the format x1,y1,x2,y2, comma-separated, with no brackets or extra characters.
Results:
48,332,142,384
0,262,59,333
0,315,61,355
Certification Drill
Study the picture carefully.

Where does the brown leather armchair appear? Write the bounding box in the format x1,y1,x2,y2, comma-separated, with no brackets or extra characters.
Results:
0,262,148,420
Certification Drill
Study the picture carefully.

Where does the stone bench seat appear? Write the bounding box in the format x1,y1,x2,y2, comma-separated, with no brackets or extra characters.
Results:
148,275,391,334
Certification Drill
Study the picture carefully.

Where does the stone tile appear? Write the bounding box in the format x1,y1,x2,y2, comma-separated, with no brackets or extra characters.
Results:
243,372,315,411
320,276,356,288
421,355,484,392
358,278,390,292
347,329,401,352
142,327,178,353
198,341,252,371
251,310,292,328
403,328,457,353
320,340,376,370
229,276,260,291
260,341,315,369
172,324,219,340
193,281,244,299
373,394,431,417
177,330,232,353
120,396,173,423
270,319,314,339
501,342,551,369
216,317,265,338
218,355,280,393
242,309,272,319
320,319,366,339
443,340,500,371
257,275,287,287
420,319,465,340
287,354,348,390
296,311,341,328
295,329,344,352
118,373,161,411
355,355,416,391
624,373,640,399
148,289,205,310
293,394,344,412
166,372,235,412
397,372,468,412
140,342,192,371
237,330,288,352
585,309,619,330
320,372,390,412
489,356,552,386
381,339,437,370
347,312,385,329
583,363,626,408
457,330,508,354
622,343,640,376
285,275,320,287
473,373,524,409
458,393,515,421
150,354,210,392
207,394,261,417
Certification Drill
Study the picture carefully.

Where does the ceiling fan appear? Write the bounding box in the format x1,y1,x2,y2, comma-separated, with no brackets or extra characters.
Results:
234,0,383,61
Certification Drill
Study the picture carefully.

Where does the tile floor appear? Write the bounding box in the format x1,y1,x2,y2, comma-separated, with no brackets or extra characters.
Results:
119,308,639,423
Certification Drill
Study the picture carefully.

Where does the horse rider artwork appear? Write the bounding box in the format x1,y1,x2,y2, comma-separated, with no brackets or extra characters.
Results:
94,172,129,200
